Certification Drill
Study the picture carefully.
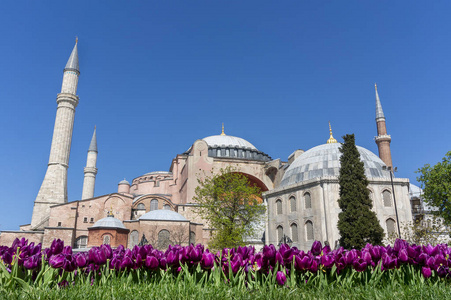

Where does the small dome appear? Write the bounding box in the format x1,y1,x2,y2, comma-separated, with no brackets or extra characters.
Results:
119,179,130,185
139,209,187,221
202,135,258,150
91,216,126,229
280,143,389,188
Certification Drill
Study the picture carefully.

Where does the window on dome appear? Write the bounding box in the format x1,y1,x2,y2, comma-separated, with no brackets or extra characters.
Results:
277,225,283,243
386,218,396,235
163,204,171,210
129,230,139,248
304,193,312,209
150,199,159,211
290,196,296,212
305,221,314,241
137,203,145,210
103,234,111,245
276,199,282,215
383,190,392,207
74,236,88,249
291,223,298,243
158,230,170,249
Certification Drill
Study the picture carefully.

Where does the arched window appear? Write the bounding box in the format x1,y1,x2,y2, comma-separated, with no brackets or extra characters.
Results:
290,196,296,212
163,204,171,210
305,221,314,241
386,218,396,235
74,236,88,249
103,234,111,245
277,225,283,243
137,203,145,210
304,193,312,209
150,199,159,211
129,230,139,248
291,223,298,243
383,190,392,207
189,231,196,245
158,229,170,249
276,200,282,215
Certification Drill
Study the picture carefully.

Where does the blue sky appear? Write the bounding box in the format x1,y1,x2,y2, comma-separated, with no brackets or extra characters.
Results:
0,1,450,230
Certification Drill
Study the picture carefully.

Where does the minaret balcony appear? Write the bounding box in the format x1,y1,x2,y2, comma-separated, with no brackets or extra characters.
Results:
374,134,391,142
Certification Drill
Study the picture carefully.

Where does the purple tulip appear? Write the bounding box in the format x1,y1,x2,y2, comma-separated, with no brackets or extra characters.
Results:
437,266,450,278
398,249,408,263
49,254,65,268
353,258,367,272
50,239,64,256
422,266,432,278
2,251,13,265
311,241,322,256
120,256,134,269
320,254,334,269
276,271,287,286
23,255,40,269
75,253,87,268
201,252,215,270
262,245,276,262
145,256,159,270
309,259,319,272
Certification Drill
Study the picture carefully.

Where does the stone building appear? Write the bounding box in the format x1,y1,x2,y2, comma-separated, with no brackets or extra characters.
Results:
0,41,416,251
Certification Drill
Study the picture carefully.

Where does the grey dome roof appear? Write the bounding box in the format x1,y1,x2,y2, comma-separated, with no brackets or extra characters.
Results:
203,135,257,150
139,209,187,221
119,179,130,185
280,143,389,188
91,216,126,229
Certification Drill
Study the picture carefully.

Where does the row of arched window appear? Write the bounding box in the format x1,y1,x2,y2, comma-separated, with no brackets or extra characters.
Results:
276,221,314,244
136,200,171,211
275,193,312,215
276,190,394,215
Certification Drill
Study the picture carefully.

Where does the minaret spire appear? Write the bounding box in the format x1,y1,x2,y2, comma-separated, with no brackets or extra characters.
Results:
82,127,98,200
375,83,385,120
31,40,80,229
327,121,337,144
374,84,393,169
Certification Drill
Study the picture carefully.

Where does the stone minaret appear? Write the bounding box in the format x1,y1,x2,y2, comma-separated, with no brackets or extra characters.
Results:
82,127,98,200
374,84,393,169
31,40,80,229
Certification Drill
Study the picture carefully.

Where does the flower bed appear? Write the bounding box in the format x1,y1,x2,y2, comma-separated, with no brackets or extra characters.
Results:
0,238,450,290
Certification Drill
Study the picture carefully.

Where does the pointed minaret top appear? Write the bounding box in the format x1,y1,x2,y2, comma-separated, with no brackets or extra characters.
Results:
88,126,97,152
375,83,385,120
327,121,337,144
64,39,79,73
220,123,226,136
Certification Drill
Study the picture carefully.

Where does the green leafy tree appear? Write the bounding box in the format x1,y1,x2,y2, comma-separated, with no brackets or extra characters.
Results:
337,134,385,249
193,167,265,249
417,151,451,226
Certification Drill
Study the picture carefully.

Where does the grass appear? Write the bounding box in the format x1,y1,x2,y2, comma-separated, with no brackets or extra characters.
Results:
1,277,451,300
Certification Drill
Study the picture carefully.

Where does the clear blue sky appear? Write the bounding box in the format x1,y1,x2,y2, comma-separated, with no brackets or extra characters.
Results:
0,1,450,230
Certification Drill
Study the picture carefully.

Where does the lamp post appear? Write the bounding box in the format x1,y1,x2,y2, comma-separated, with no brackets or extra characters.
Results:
383,166,401,239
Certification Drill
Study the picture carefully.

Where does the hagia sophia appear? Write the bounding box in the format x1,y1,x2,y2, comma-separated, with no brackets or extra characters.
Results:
0,41,417,251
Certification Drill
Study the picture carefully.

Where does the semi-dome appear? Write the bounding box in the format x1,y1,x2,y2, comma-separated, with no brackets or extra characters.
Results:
139,209,188,221
91,216,126,229
280,143,390,188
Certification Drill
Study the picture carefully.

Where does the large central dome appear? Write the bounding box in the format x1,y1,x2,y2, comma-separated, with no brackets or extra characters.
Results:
280,143,389,188
202,135,257,150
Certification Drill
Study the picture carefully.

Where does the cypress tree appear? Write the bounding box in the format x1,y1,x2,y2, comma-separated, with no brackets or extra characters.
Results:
337,134,385,249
